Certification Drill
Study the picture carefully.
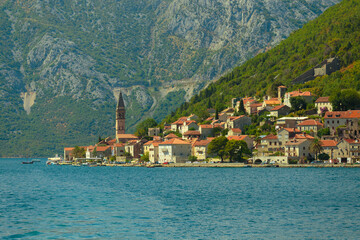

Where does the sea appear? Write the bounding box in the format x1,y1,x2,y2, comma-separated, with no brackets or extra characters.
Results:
0,158,359,239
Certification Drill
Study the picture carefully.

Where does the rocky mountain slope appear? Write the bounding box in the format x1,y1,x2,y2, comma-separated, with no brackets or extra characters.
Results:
0,0,340,156
166,0,360,123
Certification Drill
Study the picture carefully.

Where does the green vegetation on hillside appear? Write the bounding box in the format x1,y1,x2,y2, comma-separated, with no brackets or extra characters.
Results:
163,0,360,123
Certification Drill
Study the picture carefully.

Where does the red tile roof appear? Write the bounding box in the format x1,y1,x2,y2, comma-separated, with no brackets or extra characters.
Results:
164,133,180,139
193,139,212,146
183,131,201,136
287,90,312,97
285,139,308,146
230,128,242,133
325,110,360,119
320,140,338,147
200,124,213,129
264,98,281,105
344,139,360,144
283,128,302,133
271,105,288,111
116,134,138,139
294,134,314,139
227,135,249,141
297,119,323,126
315,96,330,103
96,146,111,152
184,120,197,126
263,134,278,140
159,138,191,145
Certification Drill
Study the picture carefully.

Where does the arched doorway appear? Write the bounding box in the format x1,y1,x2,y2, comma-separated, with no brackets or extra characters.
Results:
254,159,262,164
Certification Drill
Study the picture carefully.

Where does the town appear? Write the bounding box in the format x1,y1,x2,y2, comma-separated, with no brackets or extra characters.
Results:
55,80,360,167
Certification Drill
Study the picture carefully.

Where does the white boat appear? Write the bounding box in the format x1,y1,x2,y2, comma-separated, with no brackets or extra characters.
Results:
47,154,63,165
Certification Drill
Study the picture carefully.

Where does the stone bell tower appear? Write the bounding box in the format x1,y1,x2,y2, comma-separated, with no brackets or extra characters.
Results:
116,91,125,136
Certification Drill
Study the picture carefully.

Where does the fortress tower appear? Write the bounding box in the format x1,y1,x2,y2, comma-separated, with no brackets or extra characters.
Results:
116,91,126,136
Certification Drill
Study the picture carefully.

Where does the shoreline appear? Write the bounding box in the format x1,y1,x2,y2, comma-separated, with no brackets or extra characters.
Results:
95,163,360,168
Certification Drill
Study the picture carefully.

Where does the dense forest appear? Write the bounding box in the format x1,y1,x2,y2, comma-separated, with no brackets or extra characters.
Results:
162,0,360,124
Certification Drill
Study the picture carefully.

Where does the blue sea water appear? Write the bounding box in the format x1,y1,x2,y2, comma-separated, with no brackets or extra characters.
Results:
0,159,359,239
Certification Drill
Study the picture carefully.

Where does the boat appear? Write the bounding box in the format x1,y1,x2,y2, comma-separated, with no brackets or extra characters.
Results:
22,161,34,164
47,154,63,165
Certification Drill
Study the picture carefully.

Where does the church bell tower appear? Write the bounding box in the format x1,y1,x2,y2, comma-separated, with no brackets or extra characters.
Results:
116,91,125,136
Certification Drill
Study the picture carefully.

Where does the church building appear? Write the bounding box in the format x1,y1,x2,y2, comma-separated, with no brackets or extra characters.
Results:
115,91,138,143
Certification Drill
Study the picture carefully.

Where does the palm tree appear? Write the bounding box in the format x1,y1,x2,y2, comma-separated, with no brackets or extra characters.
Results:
310,138,323,160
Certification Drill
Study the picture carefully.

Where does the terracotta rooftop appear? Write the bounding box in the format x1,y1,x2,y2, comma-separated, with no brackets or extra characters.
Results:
200,124,213,129
262,134,278,140
164,133,180,139
159,138,191,145
227,135,249,141
264,98,281,105
325,110,360,119
294,134,315,139
230,128,242,133
271,105,288,111
193,139,212,146
344,139,360,144
315,96,330,103
183,130,201,136
320,140,338,147
297,119,324,126
287,90,312,97
116,134,138,139
184,120,197,126
283,128,302,133
285,139,308,146
96,146,111,152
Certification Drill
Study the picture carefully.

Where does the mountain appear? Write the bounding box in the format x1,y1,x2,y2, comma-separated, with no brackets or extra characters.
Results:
165,0,360,124
0,0,340,157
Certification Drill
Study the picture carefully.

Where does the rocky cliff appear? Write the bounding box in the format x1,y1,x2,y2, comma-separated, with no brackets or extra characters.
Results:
0,0,340,156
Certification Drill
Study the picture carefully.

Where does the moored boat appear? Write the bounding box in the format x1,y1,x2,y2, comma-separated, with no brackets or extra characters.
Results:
22,161,34,164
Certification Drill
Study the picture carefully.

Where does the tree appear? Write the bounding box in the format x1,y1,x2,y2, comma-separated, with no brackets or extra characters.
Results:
310,138,323,161
224,140,250,162
238,99,246,115
207,136,229,162
135,118,158,138
188,155,198,163
140,152,150,163
318,152,330,161
92,147,98,157
290,97,307,111
317,128,330,138
330,89,360,111
72,146,85,159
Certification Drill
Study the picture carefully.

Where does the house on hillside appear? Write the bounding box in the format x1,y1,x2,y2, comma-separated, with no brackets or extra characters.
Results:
256,134,281,156
276,117,308,129
336,139,360,163
283,90,314,108
181,120,198,135
227,135,253,150
143,141,161,163
297,119,323,134
225,115,251,131
277,128,302,145
183,130,201,140
324,110,360,135
285,139,314,160
199,124,214,138
269,105,291,118
320,140,338,160
228,128,242,136
192,139,213,160
315,97,333,114
158,139,192,163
